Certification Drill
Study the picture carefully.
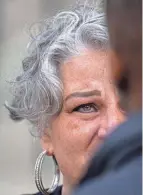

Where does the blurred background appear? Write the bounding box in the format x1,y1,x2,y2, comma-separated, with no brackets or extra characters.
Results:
0,0,82,194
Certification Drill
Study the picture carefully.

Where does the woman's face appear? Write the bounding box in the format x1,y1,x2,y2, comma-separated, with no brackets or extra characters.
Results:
42,50,125,186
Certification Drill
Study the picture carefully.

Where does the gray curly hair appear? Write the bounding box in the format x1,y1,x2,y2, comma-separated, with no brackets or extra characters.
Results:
5,2,109,136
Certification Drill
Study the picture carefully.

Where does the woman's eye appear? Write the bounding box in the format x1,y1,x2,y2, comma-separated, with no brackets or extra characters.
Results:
73,103,99,113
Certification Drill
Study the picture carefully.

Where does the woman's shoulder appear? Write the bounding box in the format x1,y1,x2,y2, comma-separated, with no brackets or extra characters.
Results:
22,186,62,195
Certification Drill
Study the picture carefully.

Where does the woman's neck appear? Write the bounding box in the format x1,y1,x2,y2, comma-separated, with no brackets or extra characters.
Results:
62,178,74,195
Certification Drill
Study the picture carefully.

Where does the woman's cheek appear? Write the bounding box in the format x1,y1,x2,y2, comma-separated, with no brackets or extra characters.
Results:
72,118,101,150
52,115,101,153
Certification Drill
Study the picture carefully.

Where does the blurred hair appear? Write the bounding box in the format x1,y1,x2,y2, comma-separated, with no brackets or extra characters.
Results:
5,1,108,136
106,0,142,109
106,0,142,69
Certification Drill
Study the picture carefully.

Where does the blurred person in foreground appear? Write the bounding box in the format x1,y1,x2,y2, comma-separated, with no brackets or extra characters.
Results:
72,0,142,195
5,2,125,195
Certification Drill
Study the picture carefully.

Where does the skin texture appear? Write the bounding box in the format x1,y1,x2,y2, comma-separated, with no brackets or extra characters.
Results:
41,50,125,195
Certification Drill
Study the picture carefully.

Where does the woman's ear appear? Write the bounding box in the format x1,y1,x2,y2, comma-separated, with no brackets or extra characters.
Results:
40,131,54,156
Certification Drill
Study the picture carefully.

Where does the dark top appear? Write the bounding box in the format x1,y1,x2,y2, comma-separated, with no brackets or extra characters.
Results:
72,112,142,195
22,186,62,195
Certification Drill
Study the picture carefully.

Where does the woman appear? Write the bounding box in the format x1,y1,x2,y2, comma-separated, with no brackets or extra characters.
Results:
6,3,125,195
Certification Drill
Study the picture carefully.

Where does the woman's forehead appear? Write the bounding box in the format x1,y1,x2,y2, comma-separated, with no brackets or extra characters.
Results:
60,50,111,93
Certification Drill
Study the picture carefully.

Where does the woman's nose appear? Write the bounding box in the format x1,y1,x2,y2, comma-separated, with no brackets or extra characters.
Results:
109,106,125,132
98,106,125,139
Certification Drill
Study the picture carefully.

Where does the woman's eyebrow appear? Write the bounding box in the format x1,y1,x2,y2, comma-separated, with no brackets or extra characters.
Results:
65,90,101,102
